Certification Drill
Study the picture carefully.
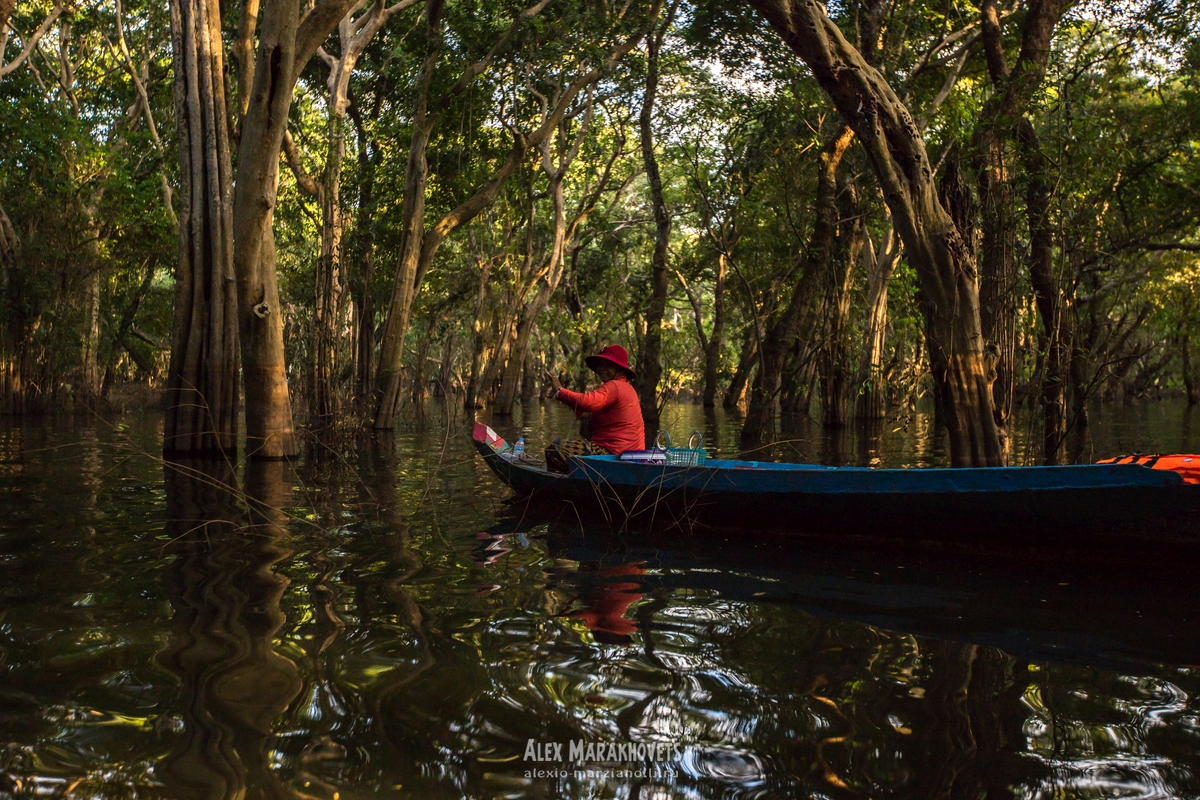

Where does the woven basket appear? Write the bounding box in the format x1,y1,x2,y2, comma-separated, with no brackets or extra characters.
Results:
655,430,707,467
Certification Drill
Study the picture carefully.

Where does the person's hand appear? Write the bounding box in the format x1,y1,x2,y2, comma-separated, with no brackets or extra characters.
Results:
545,370,563,394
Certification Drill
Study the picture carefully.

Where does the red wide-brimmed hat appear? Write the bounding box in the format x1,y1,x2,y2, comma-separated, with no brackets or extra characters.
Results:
585,344,636,379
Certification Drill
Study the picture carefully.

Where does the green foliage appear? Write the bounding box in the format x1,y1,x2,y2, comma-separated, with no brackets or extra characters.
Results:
4,0,1199,432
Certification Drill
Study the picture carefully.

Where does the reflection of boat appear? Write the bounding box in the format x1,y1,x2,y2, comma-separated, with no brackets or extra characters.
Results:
535,523,1200,671
472,423,1200,544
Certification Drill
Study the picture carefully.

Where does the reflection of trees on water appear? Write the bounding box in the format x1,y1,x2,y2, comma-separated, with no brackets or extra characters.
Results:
358,536,1200,799
272,434,435,794
6,422,1199,798
158,461,301,799
1012,670,1199,799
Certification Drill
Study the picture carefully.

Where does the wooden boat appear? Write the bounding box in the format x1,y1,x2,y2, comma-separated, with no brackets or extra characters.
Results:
472,423,1200,545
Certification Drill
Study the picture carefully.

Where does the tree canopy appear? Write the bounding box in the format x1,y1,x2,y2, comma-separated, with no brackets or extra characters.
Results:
2,0,1198,464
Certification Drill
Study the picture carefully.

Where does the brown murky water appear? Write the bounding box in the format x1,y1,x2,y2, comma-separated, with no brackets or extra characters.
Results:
1,401,1199,799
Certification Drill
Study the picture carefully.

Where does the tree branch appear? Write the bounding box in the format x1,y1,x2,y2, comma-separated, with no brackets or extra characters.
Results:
0,1,63,81
282,129,322,197
1146,242,1200,252
295,0,368,75
674,268,708,351
447,0,553,97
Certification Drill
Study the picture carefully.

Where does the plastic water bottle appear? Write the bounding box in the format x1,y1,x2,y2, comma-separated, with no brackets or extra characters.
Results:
513,437,525,457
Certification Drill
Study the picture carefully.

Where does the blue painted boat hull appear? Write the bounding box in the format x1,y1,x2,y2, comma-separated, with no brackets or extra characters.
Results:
473,435,1200,544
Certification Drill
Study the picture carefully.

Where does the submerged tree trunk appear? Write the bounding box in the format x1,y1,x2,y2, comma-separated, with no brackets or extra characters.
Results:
312,113,345,422
675,252,727,410
1020,118,1071,463
855,225,900,420
974,0,1074,463
305,3,416,422
974,130,1018,445
1,203,22,413
723,327,757,409
704,254,728,408
231,0,368,457
746,0,1002,466
79,263,102,404
1183,328,1199,406
164,0,239,455
973,0,1074,461
464,255,494,411
167,0,360,457
230,0,302,459
79,198,105,405
818,185,862,429
520,343,537,406
350,151,376,407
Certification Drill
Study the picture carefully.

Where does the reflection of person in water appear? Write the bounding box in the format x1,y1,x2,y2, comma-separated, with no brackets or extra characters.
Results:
568,564,646,645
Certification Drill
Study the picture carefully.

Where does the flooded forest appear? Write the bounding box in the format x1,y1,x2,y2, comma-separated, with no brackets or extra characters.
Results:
3,0,1200,797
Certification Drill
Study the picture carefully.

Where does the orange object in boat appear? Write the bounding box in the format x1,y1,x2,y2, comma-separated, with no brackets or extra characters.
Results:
1096,454,1200,484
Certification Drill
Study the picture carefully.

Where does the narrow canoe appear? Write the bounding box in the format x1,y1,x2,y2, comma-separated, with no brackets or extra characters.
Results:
473,424,1200,545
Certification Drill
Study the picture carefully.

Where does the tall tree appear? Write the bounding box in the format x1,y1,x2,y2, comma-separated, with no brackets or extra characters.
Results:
634,0,679,440
744,0,1003,466
282,0,419,423
741,124,853,444
165,0,361,456
972,0,1075,461
492,95,628,416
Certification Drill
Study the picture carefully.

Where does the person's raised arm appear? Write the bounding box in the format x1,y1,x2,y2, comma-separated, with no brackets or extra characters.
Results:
551,375,618,414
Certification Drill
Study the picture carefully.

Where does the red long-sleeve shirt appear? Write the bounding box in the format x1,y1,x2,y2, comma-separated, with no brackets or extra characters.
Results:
555,375,645,455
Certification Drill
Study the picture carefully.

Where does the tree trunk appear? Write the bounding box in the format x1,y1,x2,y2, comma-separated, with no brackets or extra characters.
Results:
464,256,494,410
781,351,818,417
167,0,359,457
79,264,102,404
1019,118,1071,463
435,327,456,396
374,92,433,424
972,0,1076,461
818,187,862,429
164,0,240,455
231,0,302,459
746,0,1002,466
741,124,852,445
495,184,560,417
350,189,376,409
702,253,727,408
104,256,159,392
1184,330,1198,406
723,328,757,409
975,129,1018,443
520,342,537,406
855,225,900,419
410,315,433,404
313,112,345,422
495,311,538,416
1183,287,1199,406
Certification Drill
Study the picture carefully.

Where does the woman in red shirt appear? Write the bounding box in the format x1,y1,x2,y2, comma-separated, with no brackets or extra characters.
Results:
544,344,645,470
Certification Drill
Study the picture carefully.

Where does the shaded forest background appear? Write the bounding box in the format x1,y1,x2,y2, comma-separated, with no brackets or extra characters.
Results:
1,0,1198,464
